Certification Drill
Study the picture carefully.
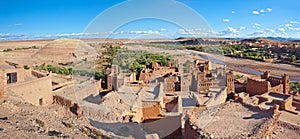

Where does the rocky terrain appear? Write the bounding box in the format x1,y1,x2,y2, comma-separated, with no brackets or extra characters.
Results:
188,101,276,138
271,121,300,139
0,95,123,139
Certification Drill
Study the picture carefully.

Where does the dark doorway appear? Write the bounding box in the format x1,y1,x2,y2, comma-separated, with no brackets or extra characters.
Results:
7,72,17,84
39,98,43,106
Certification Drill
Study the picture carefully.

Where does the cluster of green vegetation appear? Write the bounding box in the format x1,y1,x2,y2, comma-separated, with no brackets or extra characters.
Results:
290,82,300,92
73,69,106,80
102,44,121,67
33,64,73,75
131,52,170,72
284,54,300,64
33,64,106,80
219,44,272,60
185,45,204,51
14,45,39,50
112,49,174,73
220,44,246,54
142,43,187,50
234,74,243,79
23,65,30,70
2,48,12,52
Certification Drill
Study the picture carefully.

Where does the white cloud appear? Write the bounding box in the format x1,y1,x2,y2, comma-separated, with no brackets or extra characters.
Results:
267,8,272,12
247,28,279,37
254,23,261,26
265,28,275,33
252,8,272,15
223,19,230,23
0,33,25,38
46,32,101,37
231,11,235,14
217,27,240,37
252,23,261,29
176,29,215,36
285,24,293,27
290,21,299,24
128,30,160,34
288,27,300,31
238,26,246,30
160,28,167,31
252,11,260,15
14,23,22,26
277,28,285,32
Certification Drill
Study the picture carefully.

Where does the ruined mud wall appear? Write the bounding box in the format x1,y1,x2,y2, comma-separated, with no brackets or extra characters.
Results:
142,101,161,120
272,95,293,111
269,84,283,94
31,70,47,78
226,73,235,94
7,76,52,106
53,95,82,116
0,75,7,98
268,76,282,87
198,81,213,92
181,74,191,92
152,67,176,75
250,106,280,138
246,78,269,96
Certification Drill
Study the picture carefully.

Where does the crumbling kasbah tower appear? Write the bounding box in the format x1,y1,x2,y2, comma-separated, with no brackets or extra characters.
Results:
283,73,289,94
261,71,290,94
226,71,235,97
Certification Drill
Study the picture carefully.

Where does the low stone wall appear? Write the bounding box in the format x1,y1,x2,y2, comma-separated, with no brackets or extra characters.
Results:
52,95,82,116
7,76,53,106
31,70,47,78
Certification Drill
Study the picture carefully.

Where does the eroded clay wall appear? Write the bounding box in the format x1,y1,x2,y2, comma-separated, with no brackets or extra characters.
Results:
246,78,269,96
226,73,235,94
268,76,282,87
198,81,212,92
152,67,176,75
269,84,283,93
142,101,161,120
53,95,82,116
7,76,53,106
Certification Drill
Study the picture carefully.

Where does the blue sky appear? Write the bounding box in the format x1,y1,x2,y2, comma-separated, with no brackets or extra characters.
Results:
1,0,300,40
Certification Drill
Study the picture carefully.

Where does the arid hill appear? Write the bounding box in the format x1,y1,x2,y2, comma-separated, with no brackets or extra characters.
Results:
32,38,96,64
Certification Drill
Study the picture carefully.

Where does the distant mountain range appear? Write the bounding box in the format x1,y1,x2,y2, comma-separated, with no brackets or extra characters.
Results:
224,37,300,42
176,37,300,42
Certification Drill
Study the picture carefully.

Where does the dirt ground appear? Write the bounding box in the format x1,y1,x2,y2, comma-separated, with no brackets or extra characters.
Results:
0,95,121,139
192,102,273,138
271,121,300,139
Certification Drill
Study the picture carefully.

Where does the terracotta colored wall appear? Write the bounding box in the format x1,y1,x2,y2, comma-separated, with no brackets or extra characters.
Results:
268,76,282,87
226,73,235,94
7,76,53,106
152,67,176,75
272,95,293,111
142,101,161,120
269,85,283,93
198,81,212,92
246,78,269,96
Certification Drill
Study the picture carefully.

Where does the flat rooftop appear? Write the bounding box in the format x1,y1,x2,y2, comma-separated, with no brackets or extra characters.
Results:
189,102,274,138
